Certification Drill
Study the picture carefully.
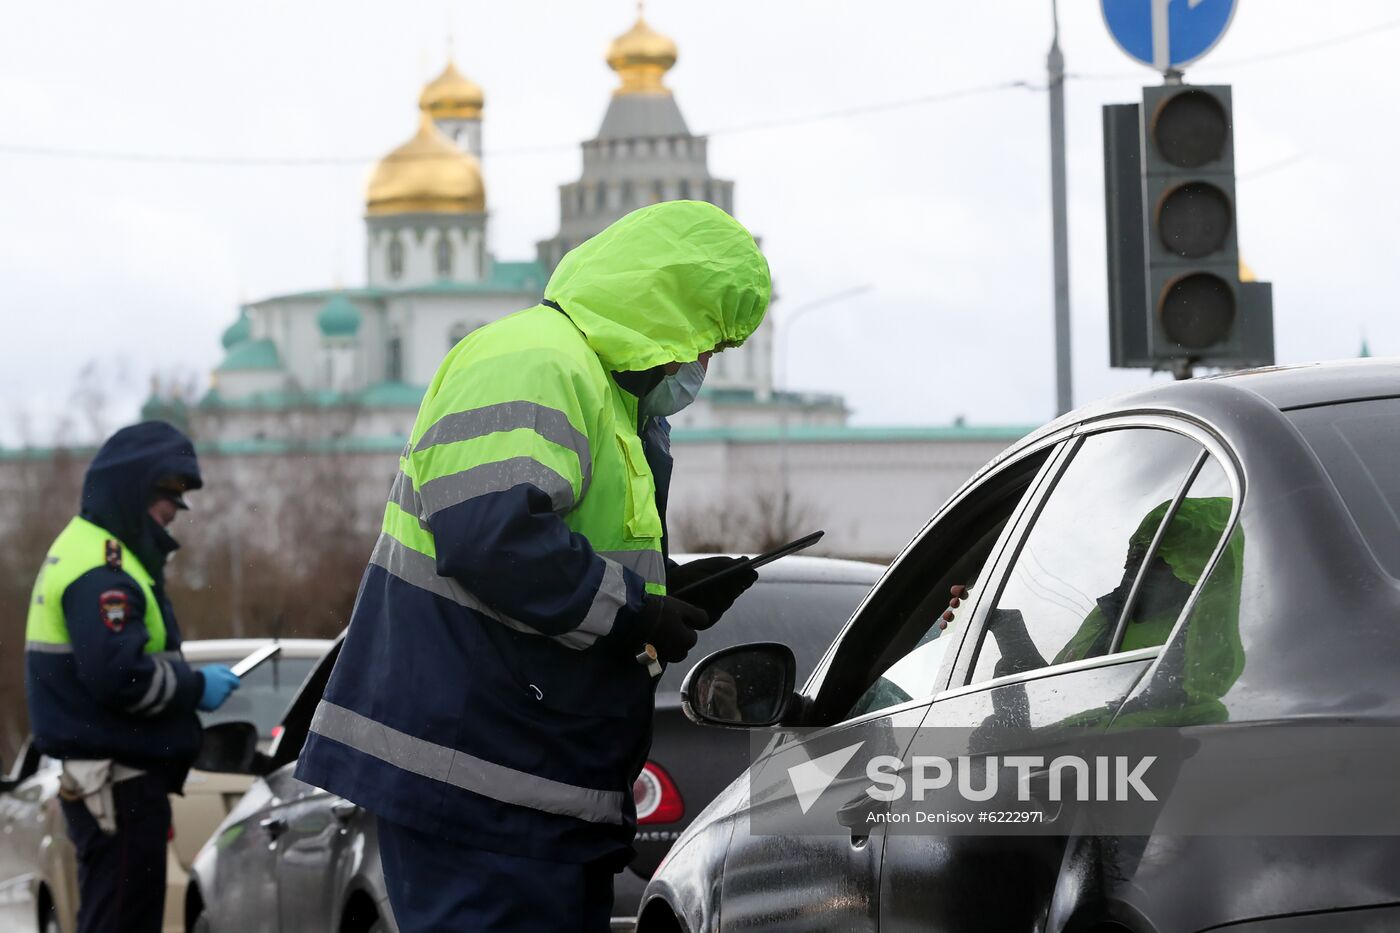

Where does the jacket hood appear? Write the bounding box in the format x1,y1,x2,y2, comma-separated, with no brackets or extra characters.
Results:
544,200,772,373
81,421,202,578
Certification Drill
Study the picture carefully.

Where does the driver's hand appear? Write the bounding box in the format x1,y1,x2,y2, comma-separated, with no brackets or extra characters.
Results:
939,584,970,630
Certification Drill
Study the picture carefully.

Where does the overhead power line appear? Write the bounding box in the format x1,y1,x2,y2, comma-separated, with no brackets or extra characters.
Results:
1,11,1396,168
0,80,1039,168
1071,13,1400,81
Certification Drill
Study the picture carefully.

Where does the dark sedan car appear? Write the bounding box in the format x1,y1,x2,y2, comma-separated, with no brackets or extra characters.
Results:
187,554,880,931
619,555,882,913
639,359,1400,933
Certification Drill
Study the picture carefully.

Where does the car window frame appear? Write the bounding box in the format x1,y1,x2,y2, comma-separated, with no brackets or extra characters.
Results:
265,637,343,771
800,427,1076,729
938,412,1243,700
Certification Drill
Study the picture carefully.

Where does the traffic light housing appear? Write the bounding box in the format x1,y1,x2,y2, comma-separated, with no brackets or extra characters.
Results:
1104,84,1273,372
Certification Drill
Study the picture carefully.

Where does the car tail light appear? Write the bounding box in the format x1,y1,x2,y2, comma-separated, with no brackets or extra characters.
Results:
634,761,684,825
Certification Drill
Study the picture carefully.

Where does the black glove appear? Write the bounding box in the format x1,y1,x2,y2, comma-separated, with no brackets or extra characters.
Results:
666,556,758,629
641,595,708,664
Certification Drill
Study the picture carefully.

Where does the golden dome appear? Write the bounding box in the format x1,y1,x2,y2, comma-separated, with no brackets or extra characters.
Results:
606,14,677,95
366,111,485,216
419,61,484,120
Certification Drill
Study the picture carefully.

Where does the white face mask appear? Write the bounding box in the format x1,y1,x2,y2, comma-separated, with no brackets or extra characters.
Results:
639,360,707,419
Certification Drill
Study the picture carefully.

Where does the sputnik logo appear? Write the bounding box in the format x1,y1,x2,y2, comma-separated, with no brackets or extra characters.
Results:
785,741,865,815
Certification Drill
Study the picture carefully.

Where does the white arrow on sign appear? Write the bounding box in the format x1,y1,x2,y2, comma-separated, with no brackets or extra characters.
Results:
1154,0,1213,71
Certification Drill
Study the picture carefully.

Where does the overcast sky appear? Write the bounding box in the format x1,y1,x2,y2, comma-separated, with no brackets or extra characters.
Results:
1,0,1396,444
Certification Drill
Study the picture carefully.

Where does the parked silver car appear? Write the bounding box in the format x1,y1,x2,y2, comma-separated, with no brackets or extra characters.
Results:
186,641,392,933
0,639,331,933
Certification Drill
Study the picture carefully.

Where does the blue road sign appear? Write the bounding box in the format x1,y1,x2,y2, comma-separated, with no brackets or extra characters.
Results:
1101,0,1237,72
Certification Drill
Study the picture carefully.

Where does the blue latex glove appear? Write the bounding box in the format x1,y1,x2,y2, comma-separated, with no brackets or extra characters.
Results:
197,665,240,712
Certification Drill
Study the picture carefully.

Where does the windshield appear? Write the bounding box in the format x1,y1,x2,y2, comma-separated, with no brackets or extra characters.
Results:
659,580,874,693
197,655,320,738
1288,397,1400,577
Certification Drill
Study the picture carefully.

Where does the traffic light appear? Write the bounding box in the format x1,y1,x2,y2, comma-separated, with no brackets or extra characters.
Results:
1104,84,1273,372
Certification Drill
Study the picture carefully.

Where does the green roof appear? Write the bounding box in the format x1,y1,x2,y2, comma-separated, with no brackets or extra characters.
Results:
355,381,425,407
487,260,547,293
701,386,846,408
252,260,547,305
3,421,1036,462
216,339,282,372
195,435,410,456
671,424,1037,445
317,294,362,337
196,382,424,411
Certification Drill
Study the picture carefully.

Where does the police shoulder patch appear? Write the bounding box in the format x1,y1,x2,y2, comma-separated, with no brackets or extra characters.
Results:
99,589,130,632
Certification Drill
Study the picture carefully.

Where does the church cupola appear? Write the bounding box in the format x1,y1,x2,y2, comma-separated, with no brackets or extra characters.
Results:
606,7,678,96
317,293,362,338
365,93,488,288
420,60,485,157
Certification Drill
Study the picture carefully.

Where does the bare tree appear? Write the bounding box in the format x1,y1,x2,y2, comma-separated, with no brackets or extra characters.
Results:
670,483,821,555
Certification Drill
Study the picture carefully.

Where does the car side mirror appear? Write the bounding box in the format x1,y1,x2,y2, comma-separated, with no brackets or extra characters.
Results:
681,642,797,729
194,721,261,775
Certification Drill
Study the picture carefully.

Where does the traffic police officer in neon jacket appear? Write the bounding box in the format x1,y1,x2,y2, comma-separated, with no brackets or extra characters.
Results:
25,421,240,933
297,200,771,930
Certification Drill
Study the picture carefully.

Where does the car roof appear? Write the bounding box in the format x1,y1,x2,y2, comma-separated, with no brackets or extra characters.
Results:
673,553,885,584
1195,357,1400,410
998,356,1400,464
181,638,334,661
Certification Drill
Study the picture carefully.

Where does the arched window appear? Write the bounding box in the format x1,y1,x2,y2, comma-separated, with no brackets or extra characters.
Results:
387,236,404,280
435,233,453,278
387,335,404,382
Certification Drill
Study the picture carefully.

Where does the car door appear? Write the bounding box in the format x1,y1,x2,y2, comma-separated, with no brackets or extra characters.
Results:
714,433,1065,931
878,420,1238,932
261,641,361,931
0,743,45,932
200,645,346,931
267,769,348,932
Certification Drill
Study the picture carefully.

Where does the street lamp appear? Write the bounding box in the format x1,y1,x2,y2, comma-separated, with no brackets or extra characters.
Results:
773,284,873,536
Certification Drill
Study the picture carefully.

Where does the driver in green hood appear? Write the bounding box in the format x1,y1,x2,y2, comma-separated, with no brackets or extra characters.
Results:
298,200,772,932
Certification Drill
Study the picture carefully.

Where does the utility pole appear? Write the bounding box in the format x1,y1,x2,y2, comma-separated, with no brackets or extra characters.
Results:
775,284,872,535
1048,0,1073,416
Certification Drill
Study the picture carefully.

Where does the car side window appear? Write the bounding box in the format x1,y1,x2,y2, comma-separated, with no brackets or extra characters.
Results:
841,447,1053,721
1114,455,1233,654
969,428,1203,685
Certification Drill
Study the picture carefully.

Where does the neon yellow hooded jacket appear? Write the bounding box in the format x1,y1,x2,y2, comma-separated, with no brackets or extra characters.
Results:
298,200,771,862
